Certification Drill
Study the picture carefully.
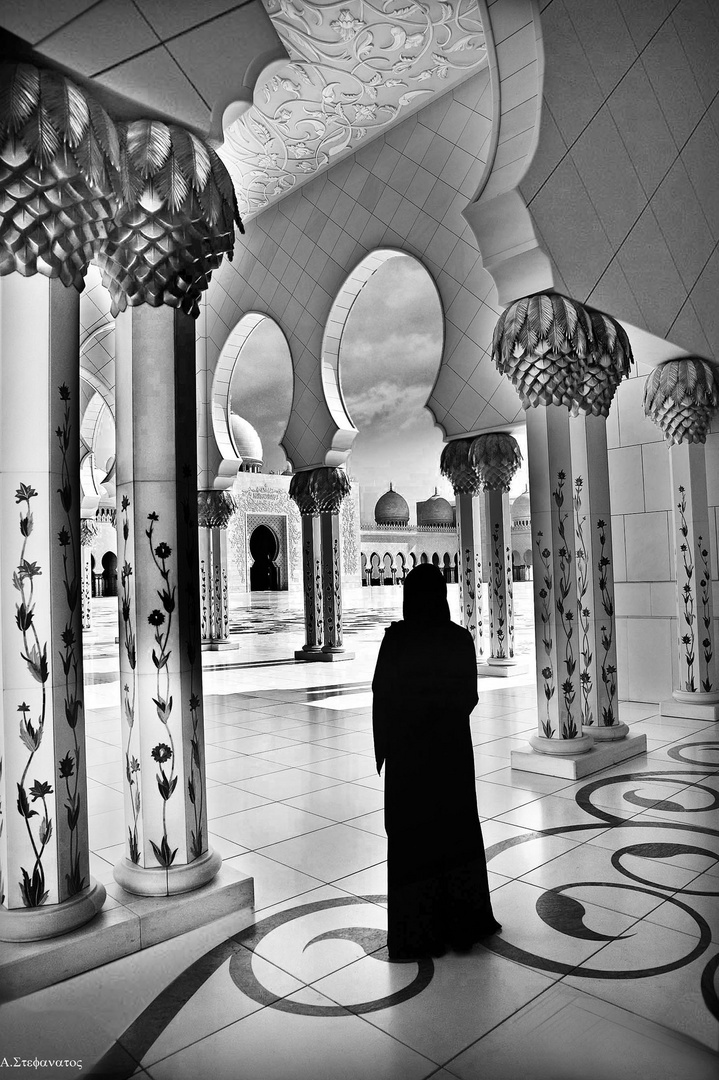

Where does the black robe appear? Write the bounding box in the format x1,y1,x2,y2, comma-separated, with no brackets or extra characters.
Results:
372,616,501,958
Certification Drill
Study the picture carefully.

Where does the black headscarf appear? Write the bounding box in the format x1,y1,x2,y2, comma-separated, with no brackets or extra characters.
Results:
402,563,450,624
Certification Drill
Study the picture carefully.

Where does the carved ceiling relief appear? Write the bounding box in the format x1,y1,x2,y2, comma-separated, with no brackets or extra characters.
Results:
221,0,486,218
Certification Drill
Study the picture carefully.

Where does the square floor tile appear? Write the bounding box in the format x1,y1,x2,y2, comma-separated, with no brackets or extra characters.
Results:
212,803,332,849
260,823,387,883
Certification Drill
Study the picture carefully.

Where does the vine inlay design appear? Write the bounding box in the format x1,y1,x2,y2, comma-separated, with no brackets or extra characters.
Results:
221,0,486,218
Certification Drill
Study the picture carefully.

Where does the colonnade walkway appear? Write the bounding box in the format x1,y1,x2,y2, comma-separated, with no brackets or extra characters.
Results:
2,587,718,1079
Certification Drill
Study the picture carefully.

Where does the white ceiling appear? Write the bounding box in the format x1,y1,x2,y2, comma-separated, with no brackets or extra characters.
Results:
0,0,487,220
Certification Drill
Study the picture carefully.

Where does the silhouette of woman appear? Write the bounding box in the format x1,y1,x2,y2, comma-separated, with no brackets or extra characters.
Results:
372,563,501,958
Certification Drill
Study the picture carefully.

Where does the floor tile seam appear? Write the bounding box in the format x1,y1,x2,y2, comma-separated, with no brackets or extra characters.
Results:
128,979,309,1072
637,885,719,947
226,778,347,798
438,975,563,1075
545,971,714,1055
225,816,374,853
211,809,347,842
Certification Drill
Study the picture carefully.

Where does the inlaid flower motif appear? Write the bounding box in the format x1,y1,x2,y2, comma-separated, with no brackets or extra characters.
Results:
331,10,366,39
148,609,165,627
151,743,172,764
354,104,377,121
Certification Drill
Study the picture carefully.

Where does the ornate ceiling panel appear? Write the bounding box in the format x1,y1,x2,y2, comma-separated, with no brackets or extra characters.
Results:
220,0,486,220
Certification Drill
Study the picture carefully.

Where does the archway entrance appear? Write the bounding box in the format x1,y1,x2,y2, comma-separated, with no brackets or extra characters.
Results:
249,524,280,591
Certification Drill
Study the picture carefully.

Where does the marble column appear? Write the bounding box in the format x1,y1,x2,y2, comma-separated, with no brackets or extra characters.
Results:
644,357,719,720
113,305,217,895
315,468,354,660
197,490,237,651
440,438,485,662
471,432,523,673
0,275,105,940
96,118,241,895
80,519,98,632
525,405,593,752
568,413,628,740
491,292,645,776
0,63,121,940
289,472,324,660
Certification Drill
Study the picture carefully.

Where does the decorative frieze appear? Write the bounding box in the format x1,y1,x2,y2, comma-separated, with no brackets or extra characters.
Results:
222,0,486,219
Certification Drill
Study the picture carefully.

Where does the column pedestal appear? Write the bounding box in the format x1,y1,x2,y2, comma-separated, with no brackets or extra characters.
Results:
512,734,648,779
660,692,719,721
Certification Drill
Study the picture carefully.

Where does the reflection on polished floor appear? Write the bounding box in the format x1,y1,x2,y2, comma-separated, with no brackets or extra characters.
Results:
2,587,718,1079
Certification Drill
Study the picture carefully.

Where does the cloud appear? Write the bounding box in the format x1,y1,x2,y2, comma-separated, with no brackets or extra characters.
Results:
346,380,429,429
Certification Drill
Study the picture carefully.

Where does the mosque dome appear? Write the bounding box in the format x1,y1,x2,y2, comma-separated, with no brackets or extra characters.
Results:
374,483,410,525
417,488,454,526
230,412,263,469
511,489,531,525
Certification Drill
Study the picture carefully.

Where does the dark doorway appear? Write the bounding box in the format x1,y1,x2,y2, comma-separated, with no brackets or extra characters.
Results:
249,524,280,591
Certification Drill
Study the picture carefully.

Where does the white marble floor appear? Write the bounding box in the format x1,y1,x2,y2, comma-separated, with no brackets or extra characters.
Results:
1,586,718,1079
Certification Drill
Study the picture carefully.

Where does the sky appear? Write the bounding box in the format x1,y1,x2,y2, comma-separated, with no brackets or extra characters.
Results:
228,318,293,474
229,255,527,520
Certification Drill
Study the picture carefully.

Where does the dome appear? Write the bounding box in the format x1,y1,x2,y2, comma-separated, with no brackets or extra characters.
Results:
230,412,263,467
511,489,531,524
374,483,409,525
417,488,454,526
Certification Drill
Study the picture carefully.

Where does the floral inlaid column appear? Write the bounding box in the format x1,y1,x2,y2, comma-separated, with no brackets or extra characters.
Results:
197,490,237,651
440,439,485,661
492,293,637,764
569,413,628,740
289,472,324,660
645,358,719,720
98,118,241,895
315,467,354,659
0,63,121,939
471,433,522,672
80,519,98,631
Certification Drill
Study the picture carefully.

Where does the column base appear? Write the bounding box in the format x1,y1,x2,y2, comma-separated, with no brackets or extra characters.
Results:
512,733,647,779
295,649,355,662
294,646,323,660
661,694,719,721
478,658,529,678
113,846,221,897
201,640,239,652
529,733,595,756
0,866,253,1001
0,880,106,943
582,721,629,741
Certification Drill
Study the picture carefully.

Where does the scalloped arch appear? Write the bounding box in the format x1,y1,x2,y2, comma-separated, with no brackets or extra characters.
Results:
210,311,293,487
282,248,444,470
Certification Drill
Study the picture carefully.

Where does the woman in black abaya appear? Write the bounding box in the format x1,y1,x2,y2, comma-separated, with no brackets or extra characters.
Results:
372,563,501,959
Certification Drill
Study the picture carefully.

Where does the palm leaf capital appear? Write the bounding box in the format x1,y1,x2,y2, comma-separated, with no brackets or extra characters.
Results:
644,357,719,444
491,292,634,416
470,432,522,491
